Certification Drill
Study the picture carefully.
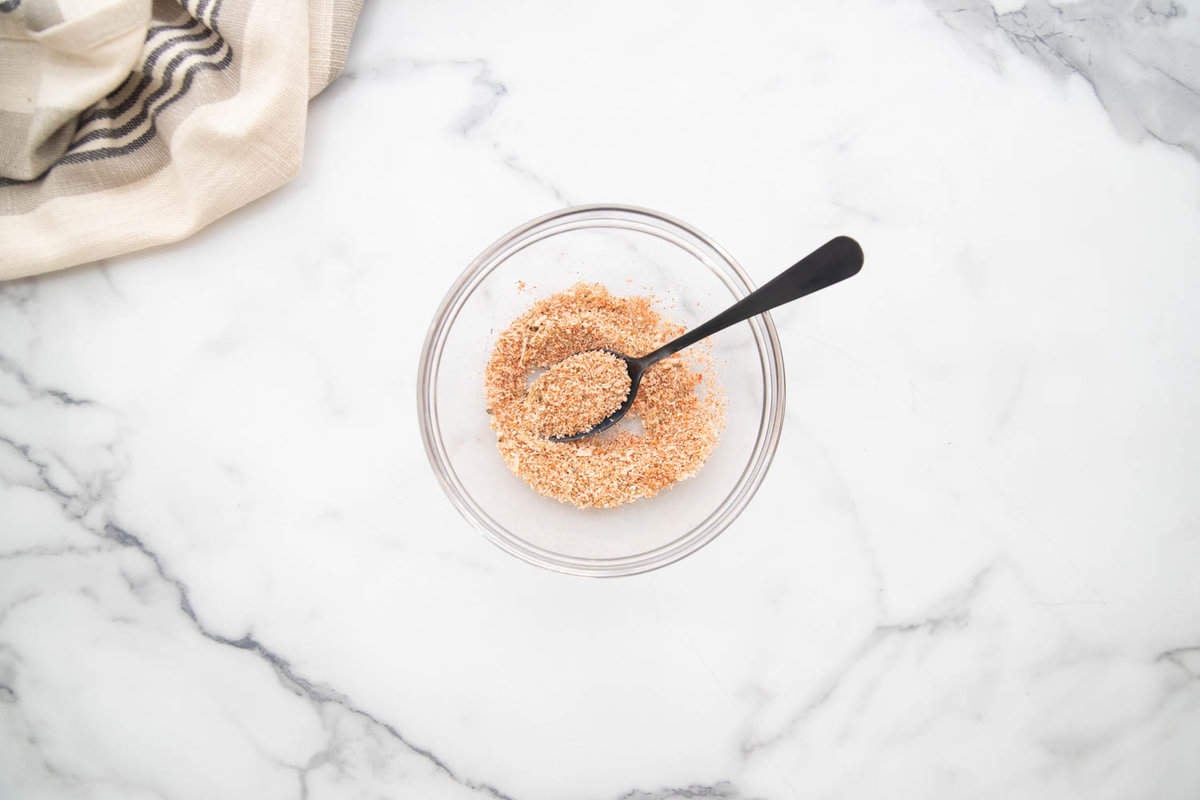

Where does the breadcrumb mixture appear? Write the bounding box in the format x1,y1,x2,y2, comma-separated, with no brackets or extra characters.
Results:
485,283,724,508
525,350,631,438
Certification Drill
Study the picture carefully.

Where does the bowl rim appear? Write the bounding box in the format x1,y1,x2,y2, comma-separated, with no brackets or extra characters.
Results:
417,204,786,577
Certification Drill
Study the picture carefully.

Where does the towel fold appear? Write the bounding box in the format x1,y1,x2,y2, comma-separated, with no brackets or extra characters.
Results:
0,0,363,280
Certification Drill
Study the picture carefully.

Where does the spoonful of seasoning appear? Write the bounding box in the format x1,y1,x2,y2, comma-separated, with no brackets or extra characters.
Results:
539,235,864,442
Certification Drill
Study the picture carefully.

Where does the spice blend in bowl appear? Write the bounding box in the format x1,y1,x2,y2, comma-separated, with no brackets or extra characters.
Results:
485,283,725,508
419,205,785,576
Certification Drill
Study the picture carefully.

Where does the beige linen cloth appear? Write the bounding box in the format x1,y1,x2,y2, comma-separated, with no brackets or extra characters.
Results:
0,0,362,280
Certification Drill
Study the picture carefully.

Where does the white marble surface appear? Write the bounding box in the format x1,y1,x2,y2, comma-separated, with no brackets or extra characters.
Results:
3,0,1200,797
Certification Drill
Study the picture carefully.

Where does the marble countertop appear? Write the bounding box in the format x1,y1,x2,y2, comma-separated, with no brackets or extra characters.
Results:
3,1,1199,797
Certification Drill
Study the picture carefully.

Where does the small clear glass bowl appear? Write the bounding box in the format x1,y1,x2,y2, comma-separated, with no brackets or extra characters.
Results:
417,205,785,576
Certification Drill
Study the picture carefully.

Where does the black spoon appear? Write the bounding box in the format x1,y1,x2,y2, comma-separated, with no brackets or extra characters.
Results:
550,235,864,442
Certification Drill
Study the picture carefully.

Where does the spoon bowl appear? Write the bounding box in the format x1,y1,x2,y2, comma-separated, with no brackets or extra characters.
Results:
548,349,646,442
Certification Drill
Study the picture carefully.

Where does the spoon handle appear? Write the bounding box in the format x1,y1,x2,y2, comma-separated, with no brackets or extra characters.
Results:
639,235,864,366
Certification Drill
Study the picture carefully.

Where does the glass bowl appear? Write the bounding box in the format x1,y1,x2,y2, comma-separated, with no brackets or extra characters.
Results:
417,205,785,577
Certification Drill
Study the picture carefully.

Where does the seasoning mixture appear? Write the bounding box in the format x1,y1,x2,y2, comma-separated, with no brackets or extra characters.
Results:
485,283,724,508
525,350,631,438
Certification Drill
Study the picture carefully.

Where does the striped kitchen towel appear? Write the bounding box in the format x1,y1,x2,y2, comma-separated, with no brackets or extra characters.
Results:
0,0,362,280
